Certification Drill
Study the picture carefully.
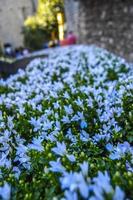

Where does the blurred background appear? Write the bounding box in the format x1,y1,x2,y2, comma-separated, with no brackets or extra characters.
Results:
0,0,133,61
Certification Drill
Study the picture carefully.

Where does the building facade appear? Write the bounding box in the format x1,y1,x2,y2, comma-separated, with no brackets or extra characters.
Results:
65,0,133,61
0,0,37,48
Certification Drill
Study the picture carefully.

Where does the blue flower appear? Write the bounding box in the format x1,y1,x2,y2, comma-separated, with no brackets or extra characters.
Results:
64,105,73,115
64,190,78,200
60,169,89,199
61,116,70,124
66,154,76,162
52,142,67,156
80,121,87,129
106,143,114,152
109,141,133,160
75,99,83,106
29,117,41,132
113,186,125,200
93,171,113,194
0,182,11,200
78,175,89,198
109,152,121,160
93,133,110,143
60,172,74,189
80,130,89,142
80,161,89,177
126,161,133,172
28,137,44,152
49,159,66,173
53,102,60,109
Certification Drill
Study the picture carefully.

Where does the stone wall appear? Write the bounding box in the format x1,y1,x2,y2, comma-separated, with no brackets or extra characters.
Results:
0,0,37,48
64,0,79,36
65,0,133,61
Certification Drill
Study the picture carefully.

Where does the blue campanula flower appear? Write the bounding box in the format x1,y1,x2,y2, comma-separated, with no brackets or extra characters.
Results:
55,121,61,131
0,182,11,200
0,153,11,169
63,92,70,99
53,102,60,109
7,116,14,130
60,172,74,189
49,159,66,173
109,152,121,160
29,117,41,132
43,120,53,131
66,154,76,162
80,120,87,129
126,161,133,172
28,137,44,152
113,186,125,200
71,114,80,122
66,128,77,143
77,112,84,119
64,190,78,200
108,141,133,160
75,98,83,106
64,105,73,115
80,130,89,142
46,133,57,142
61,116,70,124
52,142,67,156
93,133,110,143
60,171,89,199
80,161,89,177
92,171,113,194
15,144,30,169
12,166,21,179
106,143,114,152
18,105,25,115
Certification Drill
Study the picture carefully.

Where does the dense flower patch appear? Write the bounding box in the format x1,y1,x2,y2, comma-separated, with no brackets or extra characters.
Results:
0,45,133,200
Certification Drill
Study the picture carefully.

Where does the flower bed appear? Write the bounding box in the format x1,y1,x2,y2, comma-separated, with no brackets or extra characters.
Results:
0,45,133,200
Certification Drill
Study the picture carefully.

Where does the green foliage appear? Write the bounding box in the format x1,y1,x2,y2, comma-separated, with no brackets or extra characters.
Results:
0,85,14,94
24,27,47,50
23,0,64,50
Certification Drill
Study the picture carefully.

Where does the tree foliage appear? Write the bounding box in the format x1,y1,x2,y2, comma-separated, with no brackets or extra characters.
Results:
23,0,64,50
